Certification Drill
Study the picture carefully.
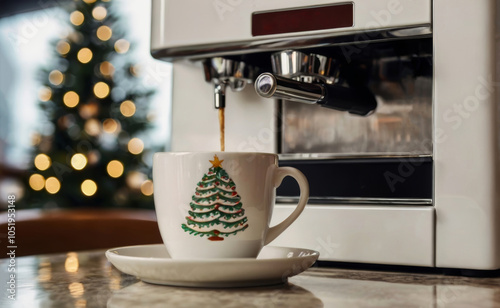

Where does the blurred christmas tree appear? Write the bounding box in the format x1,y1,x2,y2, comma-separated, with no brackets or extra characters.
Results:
21,0,156,209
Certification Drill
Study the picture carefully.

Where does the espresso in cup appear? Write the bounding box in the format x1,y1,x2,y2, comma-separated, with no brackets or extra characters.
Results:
153,152,309,259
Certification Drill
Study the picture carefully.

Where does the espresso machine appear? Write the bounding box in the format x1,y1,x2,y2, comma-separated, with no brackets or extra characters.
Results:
151,0,500,271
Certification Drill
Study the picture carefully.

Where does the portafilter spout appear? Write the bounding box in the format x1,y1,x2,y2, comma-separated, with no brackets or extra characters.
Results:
203,58,258,109
255,73,377,116
255,50,377,116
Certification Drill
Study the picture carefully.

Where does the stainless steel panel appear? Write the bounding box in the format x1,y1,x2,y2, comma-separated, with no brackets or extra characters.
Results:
282,67,432,155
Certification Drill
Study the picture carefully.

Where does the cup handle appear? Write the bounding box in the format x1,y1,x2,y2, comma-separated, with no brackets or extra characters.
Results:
264,166,309,245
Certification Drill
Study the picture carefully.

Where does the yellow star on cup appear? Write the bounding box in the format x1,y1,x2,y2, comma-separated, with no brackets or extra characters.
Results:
210,155,224,168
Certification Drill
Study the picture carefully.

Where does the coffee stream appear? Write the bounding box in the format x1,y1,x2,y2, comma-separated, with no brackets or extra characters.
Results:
219,107,225,151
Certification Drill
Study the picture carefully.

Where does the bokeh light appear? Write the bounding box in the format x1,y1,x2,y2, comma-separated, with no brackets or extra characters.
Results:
49,70,64,86
29,174,45,191
84,119,101,136
87,150,100,165
92,6,107,20
34,154,51,171
65,252,79,273
68,282,84,298
71,153,88,170
96,25,112,41
38,87,52,102
70,11,84,26
107,160,124,178
99,61,115,77
79,102,99,119
56,40,71,55
77,48,93,64
127,138,144,155
129,65,140,76
141,180,154,196
38,261,51,282
31,133,42,146
93,82,110,98
63,91,80,108
114,39,130,54
81,179,97,196
126,171,146,189
58,115,74,129
103,118,119,134
45,177,61,194
120,100,136,117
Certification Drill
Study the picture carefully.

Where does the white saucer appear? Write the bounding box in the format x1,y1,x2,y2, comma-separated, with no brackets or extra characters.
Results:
106,244,319,288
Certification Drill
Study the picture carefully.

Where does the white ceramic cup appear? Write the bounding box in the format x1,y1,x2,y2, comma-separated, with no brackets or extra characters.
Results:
153,152,309,259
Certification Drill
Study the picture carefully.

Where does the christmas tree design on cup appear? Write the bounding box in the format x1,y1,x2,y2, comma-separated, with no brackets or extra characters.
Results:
181,155,249,241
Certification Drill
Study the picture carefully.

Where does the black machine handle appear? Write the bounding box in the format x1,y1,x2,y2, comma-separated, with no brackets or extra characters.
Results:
319,83,377,116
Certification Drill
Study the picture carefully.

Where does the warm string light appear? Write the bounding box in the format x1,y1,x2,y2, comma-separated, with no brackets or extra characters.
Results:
92,6,107,20
99,61,114,77
96,25,112,41
38,87,52,102
29,174,45,191
87,151,100,165
71,153,88,170
94,82,110,98
77,48,93,64
107,160,124,178
84,119,101,136
49,70,64,86
34,154,51,171
45,177,61,194
120,100,136,117
81,179,97,196
103,118,120,134
63,91,80,108
70,11,84,26
126,171,146,189
141,180,154,196
56,40,71,55
127,138,144,155
114,39,130,54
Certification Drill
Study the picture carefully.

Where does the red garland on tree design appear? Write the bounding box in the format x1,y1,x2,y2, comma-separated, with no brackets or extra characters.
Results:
181,155,249,241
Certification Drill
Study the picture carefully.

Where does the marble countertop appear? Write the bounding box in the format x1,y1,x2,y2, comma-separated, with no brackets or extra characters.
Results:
1,249,500,308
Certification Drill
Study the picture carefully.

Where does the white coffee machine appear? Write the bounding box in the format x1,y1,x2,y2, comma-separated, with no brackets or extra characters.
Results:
151,0,500,271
